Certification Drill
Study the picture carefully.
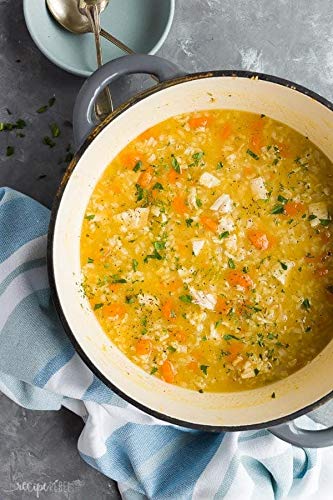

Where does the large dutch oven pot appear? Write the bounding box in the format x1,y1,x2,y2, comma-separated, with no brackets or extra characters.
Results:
48,54,333,447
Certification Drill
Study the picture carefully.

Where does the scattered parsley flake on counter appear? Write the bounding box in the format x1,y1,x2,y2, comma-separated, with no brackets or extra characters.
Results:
37,105,48,114
179,294,192,303
48,96,56,107
42,136,56,148
6,146,14,156
246,149,259,160
200,365,209,375
50,122,60,138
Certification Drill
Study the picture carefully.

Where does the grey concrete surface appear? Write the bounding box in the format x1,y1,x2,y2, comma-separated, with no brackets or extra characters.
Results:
0,0,333,498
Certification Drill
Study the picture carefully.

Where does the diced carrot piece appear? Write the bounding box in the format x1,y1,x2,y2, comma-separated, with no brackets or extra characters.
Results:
321,230,331,244
226,341,244,362
120,151,142,169
136,338,152,356
168,168,180,184
249,118,264,154
200,215,218,232
137,166,154,188
284,201,305,216
228,271,253,289
188,115,211,129
220,122,232,141
247,229,270,250
243,165,255,176
172,195,187,215
173,329,187,343
215,297,229,314
164,279,182,292
161,360,175,383
315,267,329,277
161,298,176,321
187,360,198,371
138,125,158,141
103,303,126,319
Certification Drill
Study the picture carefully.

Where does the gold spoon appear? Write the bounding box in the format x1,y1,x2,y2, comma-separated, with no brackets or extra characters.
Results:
46,0,135,55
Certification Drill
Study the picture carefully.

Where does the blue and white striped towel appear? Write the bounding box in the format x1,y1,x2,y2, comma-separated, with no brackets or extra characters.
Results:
0,186,332,499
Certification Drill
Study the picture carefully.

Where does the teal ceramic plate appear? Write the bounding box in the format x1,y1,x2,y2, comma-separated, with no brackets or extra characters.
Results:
23,0,175,77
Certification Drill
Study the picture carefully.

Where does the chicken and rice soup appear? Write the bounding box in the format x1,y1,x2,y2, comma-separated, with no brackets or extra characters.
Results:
81,110,333,392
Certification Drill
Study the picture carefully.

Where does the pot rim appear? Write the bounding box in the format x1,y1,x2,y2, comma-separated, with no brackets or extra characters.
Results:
47,69,333,431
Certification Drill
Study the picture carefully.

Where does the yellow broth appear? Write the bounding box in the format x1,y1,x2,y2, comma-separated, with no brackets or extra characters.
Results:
80,110,333,392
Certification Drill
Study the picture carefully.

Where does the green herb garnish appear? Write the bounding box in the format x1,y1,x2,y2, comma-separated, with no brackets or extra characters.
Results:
228,258,235,269
85,214,95,221
200,365,209,375
133,160,142,172
6,146,14,156
42,136,56,148
219,231,229,239
179,295,192,303
94,303,103,310
271,204,284,214
301,298,311,310
247,149,259,160
171,154,181,173
50,122,60,138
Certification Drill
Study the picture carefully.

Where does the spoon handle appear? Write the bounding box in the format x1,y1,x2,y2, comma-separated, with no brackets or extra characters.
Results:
85,5,113,119
100,28,159,83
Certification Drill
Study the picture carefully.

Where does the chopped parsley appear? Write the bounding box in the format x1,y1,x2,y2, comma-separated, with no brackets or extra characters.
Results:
94,303,103,310
85,214,95,220
200,365,209,375
171,154,181,173
223,334,242,342
167,345,176,353
133,160,142,172
192,151,204,165
247,149,259,160
219,231,229,239
179,294,193,303
277,194,288,204
132,259,139,272
228,258,235,269
50,122,60,138
6,146,14,156
185,218,194,227
87,257,94,264
216,161,224,169
301,298,311,310
196,198,202,208
152,182,163,190
150,367,158,375
280,261,288,270
271,204,284,214
42,136,56,148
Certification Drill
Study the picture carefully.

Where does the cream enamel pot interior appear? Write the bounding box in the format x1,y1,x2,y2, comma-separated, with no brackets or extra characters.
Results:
48,54,333,447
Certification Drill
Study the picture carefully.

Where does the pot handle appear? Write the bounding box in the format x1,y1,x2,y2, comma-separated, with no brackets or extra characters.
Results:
73,54,186,147
268,421,333,448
